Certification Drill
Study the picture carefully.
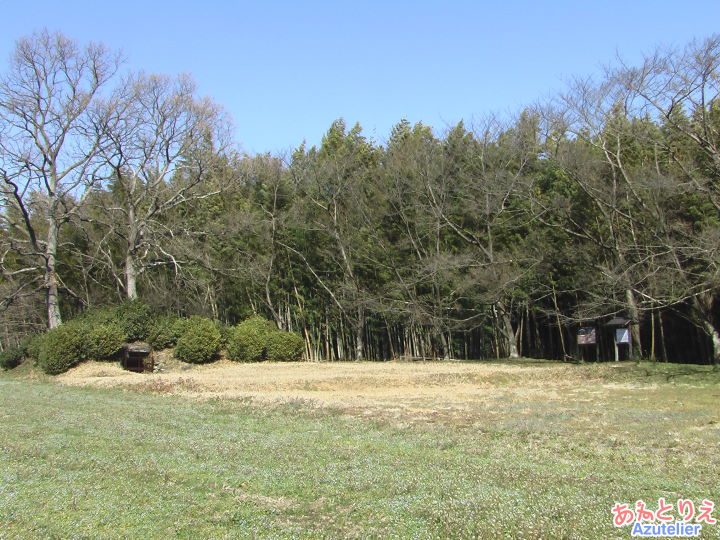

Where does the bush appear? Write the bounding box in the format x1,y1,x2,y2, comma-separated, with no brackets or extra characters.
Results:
214,321,233,349
147,316,181,349
226,316,276,362
74,306,119,327
20,334,45,365
0,345,23,370
115,300,154,342
172,317,194,340
265,331,305,362
174,317,221,364
39,323,87,375
85,323,125,360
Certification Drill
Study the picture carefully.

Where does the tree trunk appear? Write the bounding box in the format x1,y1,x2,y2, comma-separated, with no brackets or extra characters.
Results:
693,293,718,366
354,308,365,361
658,310,668,362
703,321,720,366
498,304,519,359
125,251,138,301
650,311,656,362
551,286,567,360
45,219,62,329
626,288,641,359
126,210,139,300
208,285,219,320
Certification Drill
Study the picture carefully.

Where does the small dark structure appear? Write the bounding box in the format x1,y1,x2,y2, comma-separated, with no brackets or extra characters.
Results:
605,317,634,361
122,343,154,373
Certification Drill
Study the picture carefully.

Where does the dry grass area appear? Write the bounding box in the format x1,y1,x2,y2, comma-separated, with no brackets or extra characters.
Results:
57,355,720,438
58,354,582,406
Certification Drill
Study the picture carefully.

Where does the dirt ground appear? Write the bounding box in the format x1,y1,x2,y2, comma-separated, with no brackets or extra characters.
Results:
55,354,719,434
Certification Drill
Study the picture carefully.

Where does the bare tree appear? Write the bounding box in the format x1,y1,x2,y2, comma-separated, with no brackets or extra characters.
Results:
534,70,663,355
0,30,121,327
611,36,720,361
531,37,720,361
92,72,234,300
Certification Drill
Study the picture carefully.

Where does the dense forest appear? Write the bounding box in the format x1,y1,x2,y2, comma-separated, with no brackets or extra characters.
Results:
2,31,720,364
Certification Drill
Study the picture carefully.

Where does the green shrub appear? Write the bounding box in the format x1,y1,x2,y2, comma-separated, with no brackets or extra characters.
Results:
174,317,221,364
115,300,154,342
16,336,30,358
85,323,125,360
19,334,45,365
265,330,305,362
226,316,276,362
214,321,233,348
39,323,87,375
74,306,119,327
147,316,181,349
172,317,194,340
0,345,23,370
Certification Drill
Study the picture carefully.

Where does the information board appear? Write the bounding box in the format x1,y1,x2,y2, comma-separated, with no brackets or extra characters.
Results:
577,327,597,345
615,328,630,344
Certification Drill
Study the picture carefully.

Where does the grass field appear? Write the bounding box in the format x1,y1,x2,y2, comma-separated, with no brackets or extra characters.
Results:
1,359,719,538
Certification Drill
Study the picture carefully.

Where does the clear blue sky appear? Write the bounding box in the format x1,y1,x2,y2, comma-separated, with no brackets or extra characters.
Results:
1,1,718,154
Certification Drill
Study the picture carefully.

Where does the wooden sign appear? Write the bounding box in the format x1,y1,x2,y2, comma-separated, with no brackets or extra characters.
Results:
577,327,596,345
615,328,630,344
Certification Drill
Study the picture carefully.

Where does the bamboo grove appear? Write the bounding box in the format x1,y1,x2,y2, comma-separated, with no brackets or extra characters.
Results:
2,31,720,364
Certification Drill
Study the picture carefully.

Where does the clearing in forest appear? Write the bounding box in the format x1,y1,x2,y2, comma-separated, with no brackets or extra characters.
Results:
56,356,720,435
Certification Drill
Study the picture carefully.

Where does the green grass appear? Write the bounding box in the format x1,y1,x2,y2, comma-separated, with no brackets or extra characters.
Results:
1,363,719,538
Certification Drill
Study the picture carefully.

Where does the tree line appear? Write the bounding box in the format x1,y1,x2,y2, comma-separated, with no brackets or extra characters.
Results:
2,30,720,364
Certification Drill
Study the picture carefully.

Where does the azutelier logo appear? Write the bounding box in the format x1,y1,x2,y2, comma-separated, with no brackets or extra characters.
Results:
611,498,716,537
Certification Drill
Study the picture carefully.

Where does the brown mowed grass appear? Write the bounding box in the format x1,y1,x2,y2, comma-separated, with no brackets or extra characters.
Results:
54,356,720,444
58,355,578,404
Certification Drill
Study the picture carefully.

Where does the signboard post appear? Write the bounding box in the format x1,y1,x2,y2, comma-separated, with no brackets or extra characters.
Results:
577,327,597,362
607,318,633,361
